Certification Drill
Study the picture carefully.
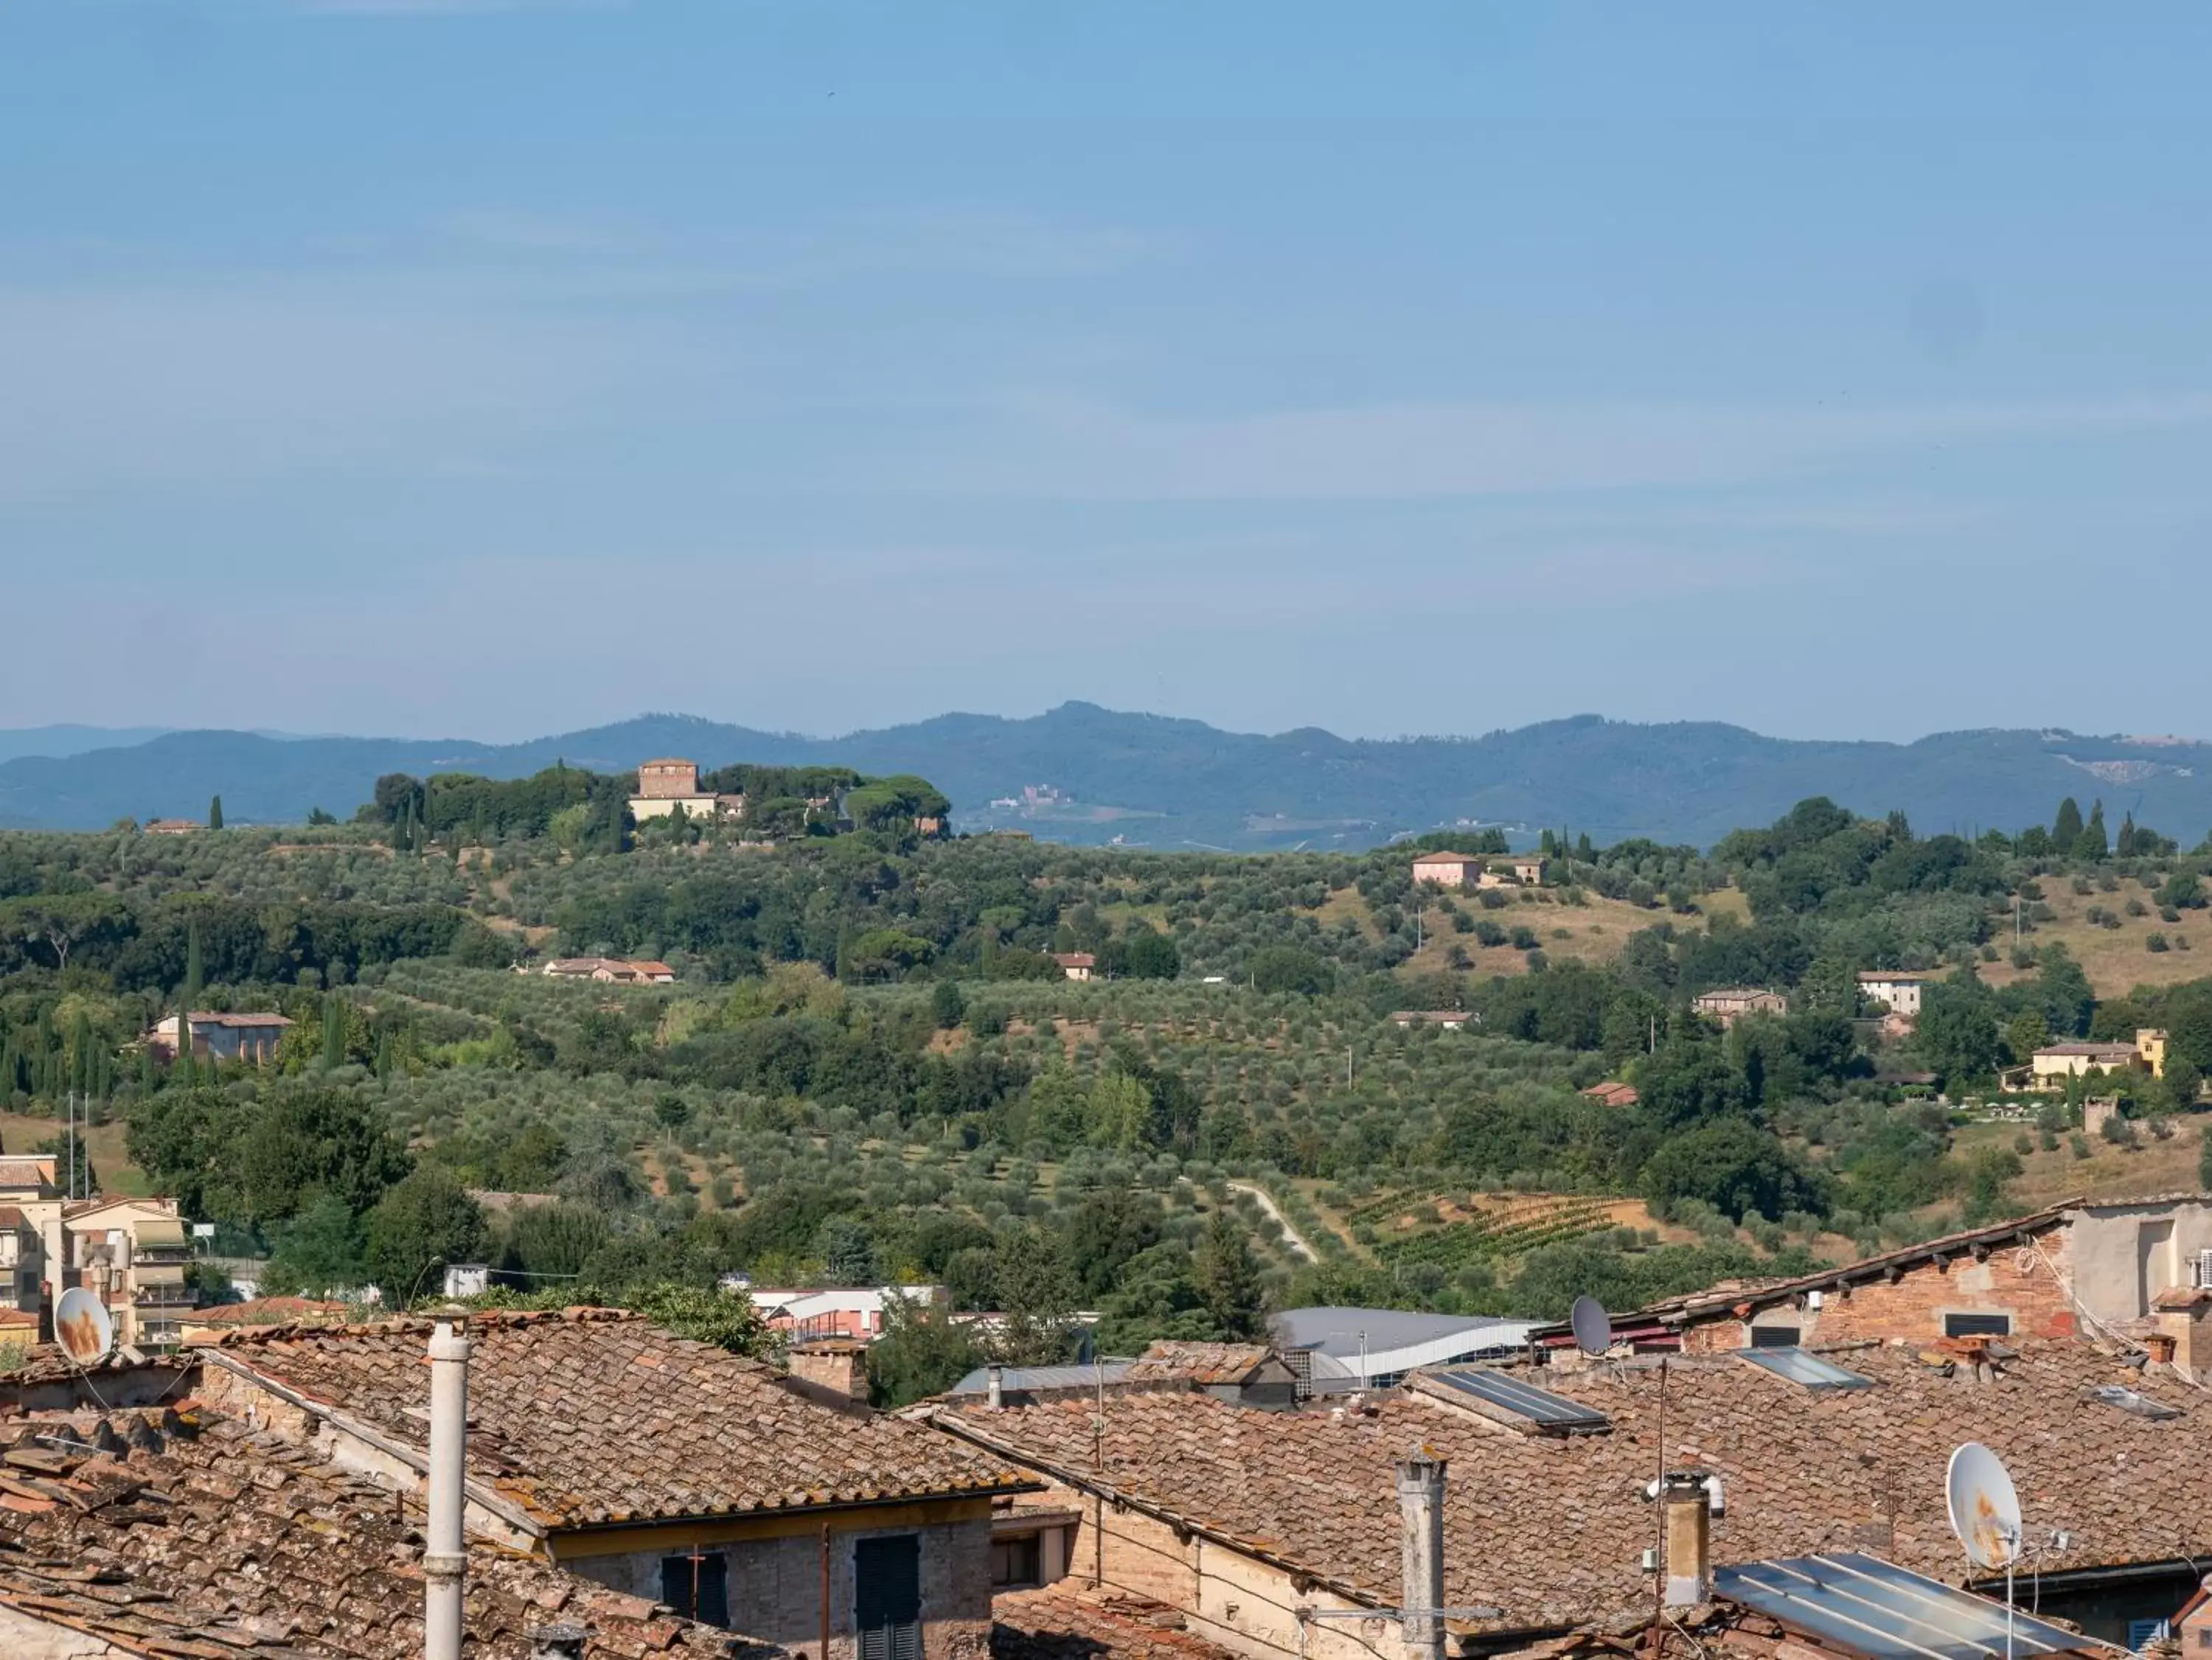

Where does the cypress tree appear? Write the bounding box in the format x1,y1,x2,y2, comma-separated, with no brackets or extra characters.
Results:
208,794,223,830
174,1014,195,1088
2118,812,2138,859
323,991,348,1070
2053,797,2084,848
2079,800,2109,860
183,920,205,1010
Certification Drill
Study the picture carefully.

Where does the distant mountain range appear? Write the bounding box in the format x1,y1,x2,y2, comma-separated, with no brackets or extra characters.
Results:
1,706,2208,851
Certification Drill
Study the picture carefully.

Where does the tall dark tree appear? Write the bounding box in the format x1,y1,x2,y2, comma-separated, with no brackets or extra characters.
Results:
2053,798,2084,849
1194,1211,1267,1339
2078,800,2108,860
206,795,223,831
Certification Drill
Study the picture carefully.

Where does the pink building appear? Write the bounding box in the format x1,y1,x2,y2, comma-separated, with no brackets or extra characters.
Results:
1411,850,1484,888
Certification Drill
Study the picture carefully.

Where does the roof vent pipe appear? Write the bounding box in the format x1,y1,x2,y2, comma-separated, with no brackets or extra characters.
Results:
425,1309,472,1660
987,1363,1005,1411
1396,1452,1447,1660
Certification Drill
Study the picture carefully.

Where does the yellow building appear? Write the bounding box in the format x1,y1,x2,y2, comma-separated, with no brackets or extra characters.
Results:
2006,1028,2168,1094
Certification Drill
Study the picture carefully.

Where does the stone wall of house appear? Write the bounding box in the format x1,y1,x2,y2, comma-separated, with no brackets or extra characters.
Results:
1033,1476,1401,1660
574,1516,992,1660
1677,1232,2078,1353
638,763,701,799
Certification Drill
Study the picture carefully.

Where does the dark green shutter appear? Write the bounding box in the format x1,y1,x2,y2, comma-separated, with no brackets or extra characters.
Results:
855,1535,922,1660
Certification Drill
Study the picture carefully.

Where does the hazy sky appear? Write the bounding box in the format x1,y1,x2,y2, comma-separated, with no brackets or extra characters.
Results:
5,3,2211,744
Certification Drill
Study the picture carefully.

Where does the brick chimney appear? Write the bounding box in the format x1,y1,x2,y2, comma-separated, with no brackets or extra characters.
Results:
1661,1471,1715,1608
787,1338,872,1410
1396,1451,1447,1660
2153,1287,2212,1380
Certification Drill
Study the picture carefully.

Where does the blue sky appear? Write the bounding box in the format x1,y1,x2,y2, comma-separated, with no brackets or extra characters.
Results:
4,2,2210,743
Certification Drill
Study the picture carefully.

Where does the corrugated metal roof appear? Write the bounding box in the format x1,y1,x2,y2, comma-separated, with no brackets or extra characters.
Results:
948,1362,1135,1396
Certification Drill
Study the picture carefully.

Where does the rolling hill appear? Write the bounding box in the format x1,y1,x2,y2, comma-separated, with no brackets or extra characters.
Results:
3,706,2211,852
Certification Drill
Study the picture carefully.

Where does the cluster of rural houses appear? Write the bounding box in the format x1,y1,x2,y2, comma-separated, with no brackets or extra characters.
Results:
4,1192,2212,1659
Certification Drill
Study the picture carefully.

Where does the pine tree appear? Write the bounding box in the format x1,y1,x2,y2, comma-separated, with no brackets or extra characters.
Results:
2079,800,2109,860
207,795,223,830
2053,797,2084,848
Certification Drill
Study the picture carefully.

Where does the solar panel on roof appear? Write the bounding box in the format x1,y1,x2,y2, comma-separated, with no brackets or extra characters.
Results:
1716,1553,2087,1660
1428,1367,1610,1433
1736,1347,1877,1392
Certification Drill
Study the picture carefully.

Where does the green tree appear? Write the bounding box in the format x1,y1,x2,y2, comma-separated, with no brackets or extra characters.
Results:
1193,1211,1266,1339
181,920,205,1008
1916,986,2004,1090
2078,800,2108,860
263,1194,369,1295
1639,1120,1826,1222
626,1282,769,1356
2053,798,2084,848
207,795,223,831
1247,946,1334,997
868,1296,985,1409
364,1165,490,1302
230,1087,411,1224
992,1223,1077,1364
931,980,967,1030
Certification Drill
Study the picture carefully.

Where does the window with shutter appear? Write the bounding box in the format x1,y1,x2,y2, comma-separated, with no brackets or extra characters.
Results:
855,1535,923,1660
661,1550,730,1628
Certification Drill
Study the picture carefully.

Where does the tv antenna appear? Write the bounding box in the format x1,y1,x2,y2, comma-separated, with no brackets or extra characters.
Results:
1947,1442,2023,1660
55,1286,116,1371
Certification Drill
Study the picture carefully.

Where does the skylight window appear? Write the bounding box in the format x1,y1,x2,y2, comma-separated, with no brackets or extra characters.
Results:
1427,1367,1610,1434
2089,1384,2180,1421
1736,1347,1876,1392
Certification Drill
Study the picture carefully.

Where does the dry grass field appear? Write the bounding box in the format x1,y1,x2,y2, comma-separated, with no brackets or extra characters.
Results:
1978,875,2211,999
1311,880,1750,981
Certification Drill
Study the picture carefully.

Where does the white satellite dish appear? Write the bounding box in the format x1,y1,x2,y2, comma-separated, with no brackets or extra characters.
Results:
55,1287,116,1370
1947,1441,2023,1569
1569,1295,1611,1359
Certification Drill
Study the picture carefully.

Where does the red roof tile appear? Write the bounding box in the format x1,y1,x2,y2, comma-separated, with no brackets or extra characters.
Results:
933,1340,2212,1635
0,1411,757,1658
202,1306,1031,1530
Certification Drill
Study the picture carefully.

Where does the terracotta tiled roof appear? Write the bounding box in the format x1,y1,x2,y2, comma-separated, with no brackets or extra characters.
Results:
993,1586,1242,1660
187,1295,355,1326
933,1340,2212,1635
0,1159,55,1190
2037,1042,2138,1059
1411,851,1481,863
0,1410,757,1658
1579,1081,1639,1106
201,1307,1031,1529
1124,1342,1273,1385
185,1010,294,1028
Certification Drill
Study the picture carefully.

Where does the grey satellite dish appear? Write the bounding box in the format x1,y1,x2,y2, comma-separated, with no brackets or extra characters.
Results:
1947,1441,2023,1569
1569,1295,1611,1359
55,1286,116,1369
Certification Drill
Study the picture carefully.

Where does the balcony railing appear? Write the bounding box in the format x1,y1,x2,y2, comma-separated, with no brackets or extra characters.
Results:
133,1286,196,1308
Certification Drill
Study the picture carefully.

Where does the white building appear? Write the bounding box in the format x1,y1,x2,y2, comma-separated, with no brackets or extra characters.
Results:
1857,970,1935,1018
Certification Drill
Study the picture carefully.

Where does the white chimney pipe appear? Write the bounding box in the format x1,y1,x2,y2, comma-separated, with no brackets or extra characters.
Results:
1395,1452,1447,1660
425,1310,472,1660
1660,1471,1713,1609
987,1363,1005,1410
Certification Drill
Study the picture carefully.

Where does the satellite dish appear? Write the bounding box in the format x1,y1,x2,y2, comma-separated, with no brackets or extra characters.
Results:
1569,1295,1611,1359
1947,1441,2023,1569
55,1288,116,1370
